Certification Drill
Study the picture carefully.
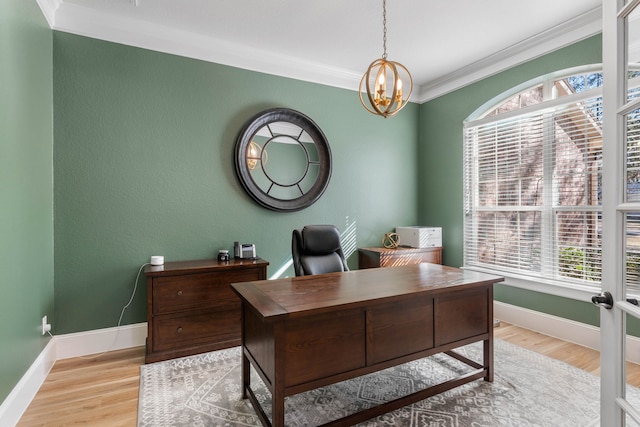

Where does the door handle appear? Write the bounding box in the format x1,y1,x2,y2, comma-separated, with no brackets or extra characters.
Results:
592,291,613,309
591,292,639,308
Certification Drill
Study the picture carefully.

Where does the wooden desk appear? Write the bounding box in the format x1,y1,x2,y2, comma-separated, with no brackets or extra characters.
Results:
231,263,503,427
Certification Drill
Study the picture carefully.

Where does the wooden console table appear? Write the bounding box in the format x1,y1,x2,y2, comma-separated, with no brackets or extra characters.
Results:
231,263,503,427
359,246,443,268
144,258,268,363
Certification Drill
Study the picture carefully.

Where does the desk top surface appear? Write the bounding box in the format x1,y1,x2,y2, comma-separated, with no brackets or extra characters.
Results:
231,263,503,320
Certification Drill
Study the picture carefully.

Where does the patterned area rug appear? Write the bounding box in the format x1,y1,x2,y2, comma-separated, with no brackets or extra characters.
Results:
138,339,639,426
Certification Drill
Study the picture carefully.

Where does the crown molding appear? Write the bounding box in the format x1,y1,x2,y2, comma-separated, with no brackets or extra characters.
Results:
35,0,60,27
417,6,603,103
44,0,364,92
37,0,601,105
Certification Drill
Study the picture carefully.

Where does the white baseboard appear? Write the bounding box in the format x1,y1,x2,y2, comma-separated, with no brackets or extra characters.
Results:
494,301,640,364
0,339,56,427
55,322,147,360
0,323,147,427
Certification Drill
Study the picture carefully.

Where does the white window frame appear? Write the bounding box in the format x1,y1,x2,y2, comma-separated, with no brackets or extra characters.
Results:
463,65,606,302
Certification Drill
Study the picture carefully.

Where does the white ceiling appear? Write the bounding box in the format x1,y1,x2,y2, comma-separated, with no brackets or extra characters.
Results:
37,0,602,102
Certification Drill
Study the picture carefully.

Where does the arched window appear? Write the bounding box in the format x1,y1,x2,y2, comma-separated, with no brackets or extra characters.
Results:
463,66,640,296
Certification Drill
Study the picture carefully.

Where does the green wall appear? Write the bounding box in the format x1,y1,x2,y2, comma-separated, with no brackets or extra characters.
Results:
52,32,419,334
418,35,606,327
0,0,54,403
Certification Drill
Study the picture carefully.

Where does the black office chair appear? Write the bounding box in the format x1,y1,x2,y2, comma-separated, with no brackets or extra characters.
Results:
292,225,349,276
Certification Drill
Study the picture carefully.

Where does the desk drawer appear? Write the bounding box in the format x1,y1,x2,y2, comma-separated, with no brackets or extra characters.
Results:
284,309,365,387
366,296,434,364
152,308,240,352
434,287,489,346
153,270,261,314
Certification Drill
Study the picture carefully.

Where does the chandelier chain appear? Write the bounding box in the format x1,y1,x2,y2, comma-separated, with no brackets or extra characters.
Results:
382,0,387,59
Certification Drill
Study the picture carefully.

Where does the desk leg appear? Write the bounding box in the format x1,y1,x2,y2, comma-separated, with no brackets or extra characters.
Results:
272,323,285,427
485,285,494,382
240,303,250,400
484,337,494,382
272,387,285,427
241,349,249,399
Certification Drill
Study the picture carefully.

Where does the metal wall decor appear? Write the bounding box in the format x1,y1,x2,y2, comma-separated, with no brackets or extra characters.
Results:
234,108,332,212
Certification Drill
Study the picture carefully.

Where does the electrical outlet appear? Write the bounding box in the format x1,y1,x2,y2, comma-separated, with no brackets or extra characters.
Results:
41,315,51,335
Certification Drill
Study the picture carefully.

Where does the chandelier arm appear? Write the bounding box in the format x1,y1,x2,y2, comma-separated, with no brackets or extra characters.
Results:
393,60,413,102
366,63,379,114
360,64,381,115
384,61,398,115
373,59,390,115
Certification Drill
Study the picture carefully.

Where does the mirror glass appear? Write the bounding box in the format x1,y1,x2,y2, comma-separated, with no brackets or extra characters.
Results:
235,109,332,212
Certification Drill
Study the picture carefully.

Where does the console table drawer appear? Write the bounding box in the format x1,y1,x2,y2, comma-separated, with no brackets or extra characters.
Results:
152,308,240,352
153,269,260,314
359,246,442,269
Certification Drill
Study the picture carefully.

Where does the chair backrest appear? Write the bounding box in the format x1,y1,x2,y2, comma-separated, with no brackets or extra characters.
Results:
292,225,349,276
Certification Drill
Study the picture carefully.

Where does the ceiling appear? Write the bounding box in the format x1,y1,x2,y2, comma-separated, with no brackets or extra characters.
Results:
37,0,602,103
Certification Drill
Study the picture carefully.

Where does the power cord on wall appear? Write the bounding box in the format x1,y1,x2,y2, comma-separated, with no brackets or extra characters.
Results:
78,262,150,359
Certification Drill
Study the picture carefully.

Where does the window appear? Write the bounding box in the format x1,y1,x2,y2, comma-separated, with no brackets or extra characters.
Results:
463,68,616,295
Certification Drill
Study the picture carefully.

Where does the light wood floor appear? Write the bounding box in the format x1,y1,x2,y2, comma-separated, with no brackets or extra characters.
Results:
16,323,640,426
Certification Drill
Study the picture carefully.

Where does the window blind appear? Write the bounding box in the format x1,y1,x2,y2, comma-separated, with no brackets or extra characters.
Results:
464,93,604,288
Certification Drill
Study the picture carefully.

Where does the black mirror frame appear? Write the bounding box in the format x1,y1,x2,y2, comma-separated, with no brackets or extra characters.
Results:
234,108,332,212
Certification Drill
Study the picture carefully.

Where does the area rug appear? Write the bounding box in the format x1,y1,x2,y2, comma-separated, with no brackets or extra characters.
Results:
138,339,640,426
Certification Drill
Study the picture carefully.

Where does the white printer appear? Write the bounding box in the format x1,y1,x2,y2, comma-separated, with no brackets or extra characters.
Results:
395,226,442,248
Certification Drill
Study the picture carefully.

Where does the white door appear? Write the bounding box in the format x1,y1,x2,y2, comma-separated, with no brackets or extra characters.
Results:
598,1,640,425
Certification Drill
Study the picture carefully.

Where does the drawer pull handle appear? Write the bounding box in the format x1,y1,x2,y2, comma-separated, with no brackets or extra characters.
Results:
176,327,183,334
176,290,183,296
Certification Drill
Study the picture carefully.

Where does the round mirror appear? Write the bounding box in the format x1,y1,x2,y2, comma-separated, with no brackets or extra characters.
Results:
234,108,332,212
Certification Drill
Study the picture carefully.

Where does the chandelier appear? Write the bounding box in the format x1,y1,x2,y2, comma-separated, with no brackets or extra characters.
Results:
359,0,412,118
